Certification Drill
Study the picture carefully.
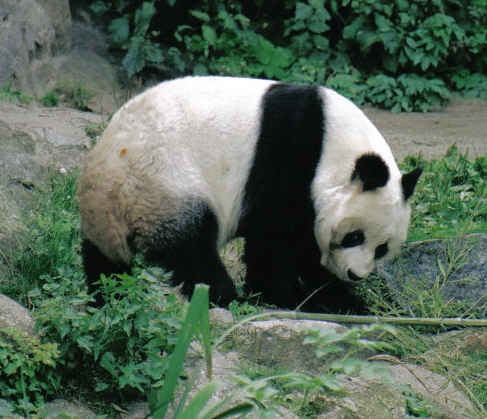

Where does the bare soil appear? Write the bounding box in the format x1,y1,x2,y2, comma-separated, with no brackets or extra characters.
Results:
363,98,487,161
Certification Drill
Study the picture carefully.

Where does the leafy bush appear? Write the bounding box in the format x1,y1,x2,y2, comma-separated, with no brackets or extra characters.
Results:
0,328,59,415
88,0,487,111
34,268,182,401
451,70,487,99
90,1,164,78
304,323,395,379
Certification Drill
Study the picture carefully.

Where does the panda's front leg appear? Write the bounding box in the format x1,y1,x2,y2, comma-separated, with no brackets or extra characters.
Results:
173,245,237,306
243,235,304,308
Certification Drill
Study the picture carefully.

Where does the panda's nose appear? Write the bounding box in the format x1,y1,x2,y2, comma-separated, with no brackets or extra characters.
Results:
347,269,363,282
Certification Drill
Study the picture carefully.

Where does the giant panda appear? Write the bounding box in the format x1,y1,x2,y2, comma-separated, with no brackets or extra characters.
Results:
77,76,421,311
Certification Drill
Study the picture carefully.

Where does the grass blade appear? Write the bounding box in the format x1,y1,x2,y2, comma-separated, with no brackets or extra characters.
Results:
150,284,211,418
177,382,218,419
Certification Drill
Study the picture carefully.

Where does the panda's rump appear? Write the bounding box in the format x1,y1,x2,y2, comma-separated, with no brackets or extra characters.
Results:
77,161,133,265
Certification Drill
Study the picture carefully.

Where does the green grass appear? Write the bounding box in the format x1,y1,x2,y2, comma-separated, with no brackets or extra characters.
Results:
1,171,184,415
51,81,94,111
1,81,93,110
0,83,33,105
84,122,107,146
1,171,80,304
403,145,487,241
40,91,60,107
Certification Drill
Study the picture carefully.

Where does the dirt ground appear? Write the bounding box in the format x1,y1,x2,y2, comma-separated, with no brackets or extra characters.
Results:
363,98,487,161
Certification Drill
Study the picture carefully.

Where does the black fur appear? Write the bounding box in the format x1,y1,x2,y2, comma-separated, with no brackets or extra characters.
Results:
352,153,390,191
82,200,236,306
142,200,237,304
401,167,422,200
237,83,332,308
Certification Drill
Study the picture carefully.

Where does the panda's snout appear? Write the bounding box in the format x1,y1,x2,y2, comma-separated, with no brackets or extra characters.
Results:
347,269,363,282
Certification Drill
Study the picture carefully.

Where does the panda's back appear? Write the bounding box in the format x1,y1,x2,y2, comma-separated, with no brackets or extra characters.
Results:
80,77,277,245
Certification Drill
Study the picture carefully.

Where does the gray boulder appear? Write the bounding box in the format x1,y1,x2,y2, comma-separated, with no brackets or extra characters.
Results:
0,0,72,90
378,234,487,311
0,2,123,114
0,294,35,335
165,310,478,418
27,21,124,114
0,101,103,273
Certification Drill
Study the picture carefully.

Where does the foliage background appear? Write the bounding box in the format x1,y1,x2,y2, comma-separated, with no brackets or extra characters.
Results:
88,0,487,111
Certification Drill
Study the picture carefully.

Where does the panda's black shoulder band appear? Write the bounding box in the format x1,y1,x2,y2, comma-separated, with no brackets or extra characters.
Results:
238,82,325,237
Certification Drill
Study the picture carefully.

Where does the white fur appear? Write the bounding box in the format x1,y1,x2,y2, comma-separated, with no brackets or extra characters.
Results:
312,88,410,280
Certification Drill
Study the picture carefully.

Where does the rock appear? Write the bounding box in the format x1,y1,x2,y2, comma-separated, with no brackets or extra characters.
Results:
0,0,72,90
36,399,96,418
28,21,124,114
0,294,35,335
174,310,480,418
227,319,344,373
0,1,122,114
321,375,406,418
123,401,150,419
0,101,104,174
389,364,477,418
37,0,72,51
0,101,104,272
378,234,487,311
0,179,25,254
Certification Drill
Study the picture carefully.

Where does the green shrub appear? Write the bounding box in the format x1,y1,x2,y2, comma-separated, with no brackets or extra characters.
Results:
1,170,183,413
451,70,487,99
41,91,60,107
0,327,59,415
52,81,94,111
91,1,164,78
84,122,107,146
89,0,487,111
34,268,182,401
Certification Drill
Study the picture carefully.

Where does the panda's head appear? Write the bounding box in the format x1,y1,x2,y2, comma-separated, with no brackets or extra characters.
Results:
315,153,422,283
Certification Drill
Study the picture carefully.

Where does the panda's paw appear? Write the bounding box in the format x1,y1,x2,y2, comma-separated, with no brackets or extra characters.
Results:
209,280,238,307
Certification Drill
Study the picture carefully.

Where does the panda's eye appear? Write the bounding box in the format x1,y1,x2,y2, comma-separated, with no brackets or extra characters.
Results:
374,242,389,259
341,230,365,248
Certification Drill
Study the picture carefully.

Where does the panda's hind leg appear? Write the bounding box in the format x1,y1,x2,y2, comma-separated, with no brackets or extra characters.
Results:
141,200,237,305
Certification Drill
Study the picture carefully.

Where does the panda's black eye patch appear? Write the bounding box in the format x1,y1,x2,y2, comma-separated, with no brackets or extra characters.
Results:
374,242,389,259
341,230,365,248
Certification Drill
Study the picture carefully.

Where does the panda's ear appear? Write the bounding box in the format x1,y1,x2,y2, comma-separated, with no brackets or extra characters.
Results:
352,153,390,191
401,167,422,200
